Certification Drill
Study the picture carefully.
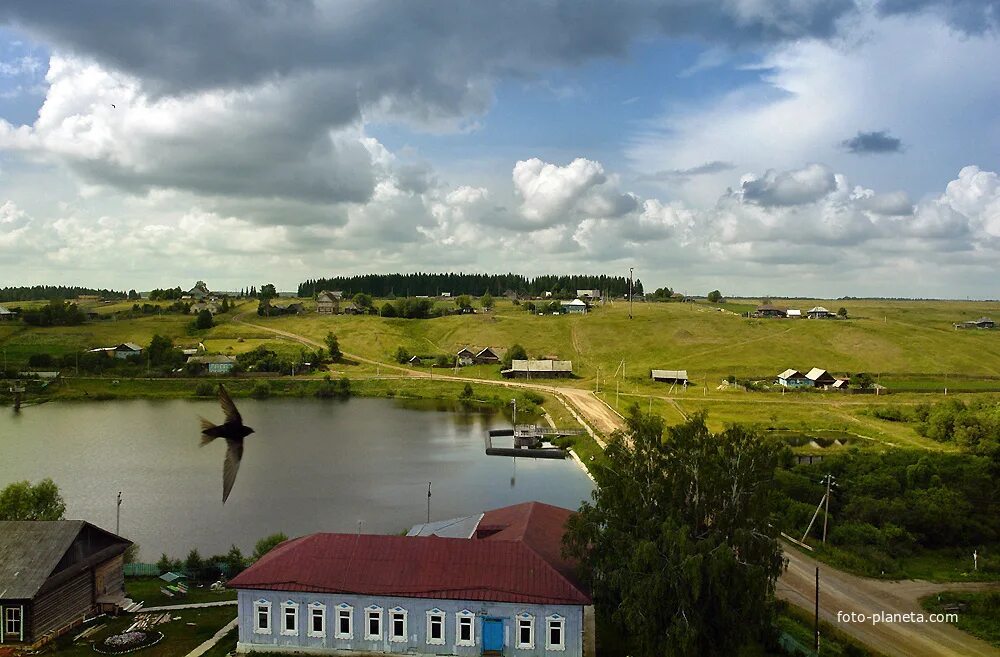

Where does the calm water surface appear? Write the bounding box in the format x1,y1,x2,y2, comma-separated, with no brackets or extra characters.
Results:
0,398,594,559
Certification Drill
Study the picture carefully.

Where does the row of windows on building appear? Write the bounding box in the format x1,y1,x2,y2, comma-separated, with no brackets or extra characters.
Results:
253,600,566,651
1,606,24,642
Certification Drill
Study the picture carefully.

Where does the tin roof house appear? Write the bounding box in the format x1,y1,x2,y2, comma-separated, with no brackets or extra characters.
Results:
777,369,812,388
229,501,594,657
805,367,837,388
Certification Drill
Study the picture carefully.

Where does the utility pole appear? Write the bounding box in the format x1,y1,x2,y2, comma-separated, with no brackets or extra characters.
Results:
426,482,432,523
814,567,820,653
822,473,832,544
510,398,517,426
628,267,634,320
116,491,123,535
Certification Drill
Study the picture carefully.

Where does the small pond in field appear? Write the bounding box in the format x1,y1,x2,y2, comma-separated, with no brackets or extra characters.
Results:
0,397,594,559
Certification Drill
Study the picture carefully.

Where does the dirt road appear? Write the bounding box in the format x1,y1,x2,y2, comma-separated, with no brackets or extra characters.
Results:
235,314,1000,656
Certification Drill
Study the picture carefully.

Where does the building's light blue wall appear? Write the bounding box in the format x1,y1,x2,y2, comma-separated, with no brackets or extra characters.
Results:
236,589,584,657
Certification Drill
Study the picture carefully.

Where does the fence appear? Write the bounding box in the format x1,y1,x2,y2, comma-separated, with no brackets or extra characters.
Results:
124,563,161,577
125,562,234,578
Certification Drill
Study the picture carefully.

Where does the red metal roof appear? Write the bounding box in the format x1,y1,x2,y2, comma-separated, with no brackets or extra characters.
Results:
229,502,590,606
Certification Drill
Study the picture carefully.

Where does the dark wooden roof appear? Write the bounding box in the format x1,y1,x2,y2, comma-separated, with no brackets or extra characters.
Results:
0,521,131,600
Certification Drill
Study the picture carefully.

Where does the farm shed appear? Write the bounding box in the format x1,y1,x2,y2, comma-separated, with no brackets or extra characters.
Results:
651,369,689,384
0,521,132,649
502,360,573,379
786,309,802,318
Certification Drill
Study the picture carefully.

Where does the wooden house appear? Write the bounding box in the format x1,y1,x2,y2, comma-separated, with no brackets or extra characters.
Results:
456,348,476,366
188,281,211,300
576,289,601,300
805,367,837,388
0,521,131,649
316,291,341,315
807,306,834,319
187,354,237,374
831,379,849,390
0,305,16,321
230,501,593,657
114,343,143,360
755,304,787,318
777,369,811,388
474,347,500,365
407,355,422,366
560,299,588,314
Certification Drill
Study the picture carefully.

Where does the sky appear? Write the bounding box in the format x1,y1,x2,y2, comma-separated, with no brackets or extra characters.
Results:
0,1,999,297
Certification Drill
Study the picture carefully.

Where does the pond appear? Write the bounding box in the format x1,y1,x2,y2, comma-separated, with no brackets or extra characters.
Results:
0,397,595,560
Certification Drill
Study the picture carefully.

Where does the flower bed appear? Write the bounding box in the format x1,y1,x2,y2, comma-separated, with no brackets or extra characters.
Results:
93,631,164,654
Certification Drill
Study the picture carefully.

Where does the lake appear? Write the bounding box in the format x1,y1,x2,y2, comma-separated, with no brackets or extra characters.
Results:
0,397,594,560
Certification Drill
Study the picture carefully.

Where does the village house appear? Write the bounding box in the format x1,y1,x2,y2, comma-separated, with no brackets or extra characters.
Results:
0,521,132,649
187,354,237,374
188,281,211,300
754,304,787,318
473,347,500,365
575,290,601,300
190,302,220,315
343,304,363,315
805,367,837,388
407,355,423,366
831,379,849,390
0,305,17,321
777,369,812,388
502,360,573,379
807,306,834,319
316,291,342,315
88,343,144,360
560,299,588,315
455,348,476,366
954,317,995,329
229,501,593,657
651,369,689,385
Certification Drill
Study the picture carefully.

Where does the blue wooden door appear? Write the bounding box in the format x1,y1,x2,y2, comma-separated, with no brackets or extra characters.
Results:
482,618,504,653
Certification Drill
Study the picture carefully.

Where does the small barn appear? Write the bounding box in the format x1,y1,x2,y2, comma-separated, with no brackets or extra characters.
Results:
755,304,787,318
407,355,422,366
807,306,834,319
777,369,812,388
0,521,131,649
831,379,849,390
0,305,17,321
786,309,802,318
805,367,837,388
474,347,500,365
114,343,143,360
456,348,476,366
502,360,573,378
651,369,689,385
316,291,341,315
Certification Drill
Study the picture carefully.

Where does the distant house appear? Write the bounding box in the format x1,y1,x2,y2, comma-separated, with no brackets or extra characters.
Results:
188,281,211,300
187,354,237,374
542,291,553,298
0,520,131,649
755,304,787,318
576,289,601,300
474,347,501,365
229,501,593,657
343,304,362,315
560,299,588,314
807,306,834,319
114,343,143,360
407,355,422,366
84,309,101,320
786,309,802,318
0,305,16,321
954,317,995,329
190,302,220,315
777,369,812,388
279,303,305,315
316,291,341,315
440,292,452,298
502,360,573,379
456,348,476,366
831,379,849,390
805,367,836,388
651,369,688,385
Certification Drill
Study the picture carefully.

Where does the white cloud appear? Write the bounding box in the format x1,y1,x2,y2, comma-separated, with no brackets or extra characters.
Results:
512,157,637,227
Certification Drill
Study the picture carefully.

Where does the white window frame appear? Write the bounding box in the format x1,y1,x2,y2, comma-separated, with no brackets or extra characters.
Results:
364,605,383,641
308,602,326,638
254,599,272,635
334,603,354,640
456,609,475,647
281,600,300,636
516,612,535,650
389,606,408,643
426,608,446,646
4,606,24,642
545,614,566,651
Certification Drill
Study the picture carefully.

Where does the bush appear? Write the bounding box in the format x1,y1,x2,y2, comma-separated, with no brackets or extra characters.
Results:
871,406,909,422
195,382,216,397
394,346,411,363
460,383,474,400
27,353,55,368
251,381,271,399
523,391,544,405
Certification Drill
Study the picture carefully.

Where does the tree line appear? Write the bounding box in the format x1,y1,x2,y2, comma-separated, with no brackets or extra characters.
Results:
0,286,130,302
298,273,644,298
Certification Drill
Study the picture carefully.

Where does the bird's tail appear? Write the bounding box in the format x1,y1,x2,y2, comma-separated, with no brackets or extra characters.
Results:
199,417,218,446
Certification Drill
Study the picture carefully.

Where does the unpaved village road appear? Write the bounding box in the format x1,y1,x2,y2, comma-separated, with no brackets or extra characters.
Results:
238,315,1000,656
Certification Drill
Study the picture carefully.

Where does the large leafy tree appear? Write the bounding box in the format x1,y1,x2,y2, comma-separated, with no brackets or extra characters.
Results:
253,532,289,561
325,332,342,361
564,409,784,657
0,478,67,521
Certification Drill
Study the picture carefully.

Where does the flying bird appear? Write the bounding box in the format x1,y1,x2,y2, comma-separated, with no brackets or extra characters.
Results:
199,384,255,503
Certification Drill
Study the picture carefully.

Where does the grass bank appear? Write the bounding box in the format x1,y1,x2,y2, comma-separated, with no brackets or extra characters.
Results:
920,590,1000,648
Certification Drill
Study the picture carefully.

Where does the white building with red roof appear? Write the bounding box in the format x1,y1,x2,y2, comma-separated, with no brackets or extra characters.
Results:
230,501,593,657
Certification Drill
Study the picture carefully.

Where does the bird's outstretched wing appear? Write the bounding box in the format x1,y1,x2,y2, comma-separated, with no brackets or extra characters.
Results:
217,384,242,425
222,438,244,503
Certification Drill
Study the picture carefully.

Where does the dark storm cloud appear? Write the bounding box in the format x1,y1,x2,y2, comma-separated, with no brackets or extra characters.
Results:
841,130,904,154
1,1,861,96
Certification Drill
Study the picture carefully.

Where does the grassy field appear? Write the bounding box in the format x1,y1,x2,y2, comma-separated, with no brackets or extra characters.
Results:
48,605,235,657
125,577,237,608
920,590,1000,648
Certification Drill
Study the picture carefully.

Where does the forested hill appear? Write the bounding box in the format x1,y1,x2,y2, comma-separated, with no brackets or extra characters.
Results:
0,286,129,302
298,273,643,298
